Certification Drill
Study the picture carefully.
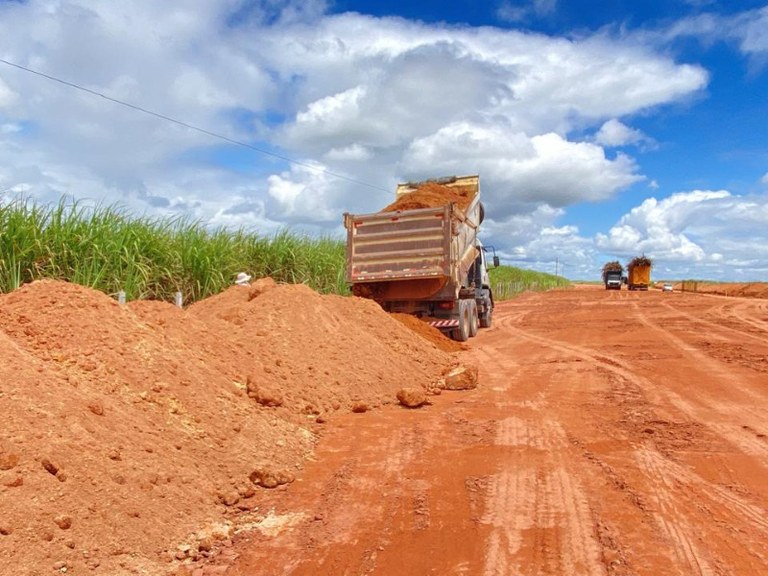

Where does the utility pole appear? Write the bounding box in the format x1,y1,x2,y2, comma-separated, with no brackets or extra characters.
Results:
555,257,559,277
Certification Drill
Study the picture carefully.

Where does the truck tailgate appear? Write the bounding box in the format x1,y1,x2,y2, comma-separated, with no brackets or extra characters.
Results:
344,205,451,282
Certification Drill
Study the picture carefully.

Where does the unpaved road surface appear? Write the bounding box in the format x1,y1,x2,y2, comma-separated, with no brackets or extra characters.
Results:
212,286,768,576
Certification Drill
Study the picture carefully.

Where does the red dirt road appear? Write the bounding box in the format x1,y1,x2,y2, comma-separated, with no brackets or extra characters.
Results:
212,286,768,576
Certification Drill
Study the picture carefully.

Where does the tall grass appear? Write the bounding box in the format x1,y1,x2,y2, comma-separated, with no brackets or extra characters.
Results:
489,265,571,301
0,196,348,301
244,230,347,295
1,196,572,304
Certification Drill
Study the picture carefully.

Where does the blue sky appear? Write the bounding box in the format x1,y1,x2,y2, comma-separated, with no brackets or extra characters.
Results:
1,0,768,280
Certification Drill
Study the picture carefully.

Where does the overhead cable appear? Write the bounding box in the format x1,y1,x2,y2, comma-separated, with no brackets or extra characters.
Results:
0,58,390,195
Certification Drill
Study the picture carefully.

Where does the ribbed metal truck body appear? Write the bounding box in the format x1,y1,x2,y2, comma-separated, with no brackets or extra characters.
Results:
343,175,494,340
627,264,651,291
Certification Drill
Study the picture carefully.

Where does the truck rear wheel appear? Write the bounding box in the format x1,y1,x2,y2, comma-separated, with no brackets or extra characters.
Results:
479,307,493,328
452,300,471,342
468,300,478,337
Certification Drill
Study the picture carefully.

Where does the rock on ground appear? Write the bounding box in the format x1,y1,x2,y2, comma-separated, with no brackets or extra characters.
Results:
397,387,428,408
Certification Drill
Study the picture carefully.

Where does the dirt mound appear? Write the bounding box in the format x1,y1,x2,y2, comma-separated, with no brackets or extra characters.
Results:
701,283,768,298
0,279,461,576
381,182,475,212
391,313,467,353
672,282,768,298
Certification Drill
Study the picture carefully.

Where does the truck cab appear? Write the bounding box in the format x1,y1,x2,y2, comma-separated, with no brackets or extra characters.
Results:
604,270,622,290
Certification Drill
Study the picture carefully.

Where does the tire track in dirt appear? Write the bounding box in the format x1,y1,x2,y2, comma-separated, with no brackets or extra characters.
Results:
499,300,768,460
311,421,430,575
720,300,768,335
223,413,428,576
198,287,768,576
650,447,768,533
480,465,535,576
479,419,603,576
659,300,768,345
495,308,643,386
474,307,607,576
469,339,522,394
634,449,716,575
636,447,768,574
482,321,647,575
632,302,736,382
488,292,768,574
474,312,544,576
631,302,768,459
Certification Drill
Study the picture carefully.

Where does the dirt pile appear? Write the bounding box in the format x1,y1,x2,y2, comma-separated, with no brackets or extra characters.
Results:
381,181,475,212
391,313,466,353
0,279,461,576
675,282,768,298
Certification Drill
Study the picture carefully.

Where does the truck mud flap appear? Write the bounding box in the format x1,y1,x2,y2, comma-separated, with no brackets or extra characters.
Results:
429,319,459,329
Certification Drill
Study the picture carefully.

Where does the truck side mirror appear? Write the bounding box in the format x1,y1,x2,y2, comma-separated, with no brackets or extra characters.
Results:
493,255,500,268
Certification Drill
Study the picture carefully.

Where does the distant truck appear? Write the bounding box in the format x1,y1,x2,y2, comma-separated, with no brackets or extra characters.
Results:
343,175,498,341
602,261,623,290
627,256,652,291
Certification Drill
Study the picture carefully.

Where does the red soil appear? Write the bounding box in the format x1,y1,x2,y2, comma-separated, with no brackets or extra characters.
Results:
0,278,461,575
390,313,467,353
672,282,768,298
381,182,475,212
3,279,768,575
211,284,768,576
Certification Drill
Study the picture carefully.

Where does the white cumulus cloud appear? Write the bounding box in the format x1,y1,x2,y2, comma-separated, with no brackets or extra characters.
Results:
403,123,643,214
1,0,745,279
595,189,768,279
594,119,653,148
0,2,707,222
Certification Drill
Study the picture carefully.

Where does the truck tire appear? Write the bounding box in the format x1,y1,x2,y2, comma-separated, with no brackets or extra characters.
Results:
479,307,493,328
452,300,471,342
468,300,479,337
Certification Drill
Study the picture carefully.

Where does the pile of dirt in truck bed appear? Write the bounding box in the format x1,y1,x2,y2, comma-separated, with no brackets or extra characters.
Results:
381,181,475,212
0,278,462,576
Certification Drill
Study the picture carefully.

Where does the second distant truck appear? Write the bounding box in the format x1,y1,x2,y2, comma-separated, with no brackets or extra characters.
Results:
627,256,652,290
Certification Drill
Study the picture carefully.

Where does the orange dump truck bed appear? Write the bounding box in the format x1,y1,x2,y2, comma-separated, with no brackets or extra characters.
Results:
627,264,651,290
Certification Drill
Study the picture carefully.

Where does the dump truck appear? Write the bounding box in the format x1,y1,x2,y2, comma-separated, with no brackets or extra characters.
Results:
343,174,498,342
602,261,623,290
627,256,652,290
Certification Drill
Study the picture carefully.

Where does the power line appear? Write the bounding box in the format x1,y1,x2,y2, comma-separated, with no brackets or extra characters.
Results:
0,57,391,195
